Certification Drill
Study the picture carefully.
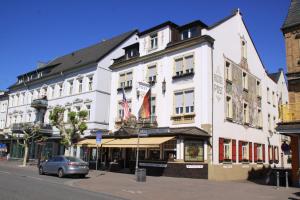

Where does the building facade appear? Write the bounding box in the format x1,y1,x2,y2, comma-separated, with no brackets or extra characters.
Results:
277,0,300,187
2,30,138,159
107,10,288,180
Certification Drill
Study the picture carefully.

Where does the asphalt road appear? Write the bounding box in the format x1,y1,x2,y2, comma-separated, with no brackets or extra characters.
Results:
0,165,126,200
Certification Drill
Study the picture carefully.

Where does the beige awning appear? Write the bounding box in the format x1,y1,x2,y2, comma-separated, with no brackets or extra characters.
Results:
101,136,175,148
76,139,114,147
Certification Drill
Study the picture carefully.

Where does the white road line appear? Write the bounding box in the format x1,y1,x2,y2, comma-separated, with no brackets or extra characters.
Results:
0,170,10,174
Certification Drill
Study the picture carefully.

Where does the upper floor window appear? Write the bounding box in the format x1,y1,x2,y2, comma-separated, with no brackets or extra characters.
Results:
226,96,233,119
174,55,194,76
241,40,247,59
267,87,270,103
150,33,158,50
257,108,262,128
86,104,91,120
150,96,156,116
69,81,73,95
147,65,157,83
242,72,248,91
51,86,55,99
243,102,249,124
88,76,93,91
58,84,63,97
78,79,83,93
174,90,194,115
119,72,133,88
181,27,197,40
256,80,261,97
272,91,276,106
268,114,272,131
225,61,232,82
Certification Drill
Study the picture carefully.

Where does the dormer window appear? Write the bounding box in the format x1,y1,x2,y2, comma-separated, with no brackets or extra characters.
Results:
150,33,158,50
181,27,197,40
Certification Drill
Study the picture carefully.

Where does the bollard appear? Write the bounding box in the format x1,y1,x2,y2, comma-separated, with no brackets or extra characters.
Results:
276,171,280,189
285,171,289,188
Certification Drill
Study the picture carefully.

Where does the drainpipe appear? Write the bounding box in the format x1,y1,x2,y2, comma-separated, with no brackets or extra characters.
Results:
210,43,214,165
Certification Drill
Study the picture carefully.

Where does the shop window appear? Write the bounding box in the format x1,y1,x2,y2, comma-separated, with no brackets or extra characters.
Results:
148,149,160,160
184,140,204,162
163,140,176,161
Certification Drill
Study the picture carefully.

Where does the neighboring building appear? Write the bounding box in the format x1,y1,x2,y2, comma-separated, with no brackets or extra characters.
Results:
2,30,138,159
0,91,9,157
105,10,288,180
277,0,300,187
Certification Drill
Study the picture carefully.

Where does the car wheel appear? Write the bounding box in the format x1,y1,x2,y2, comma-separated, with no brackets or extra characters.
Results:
58,168,64,178
39,167,44,175
79,174,86,178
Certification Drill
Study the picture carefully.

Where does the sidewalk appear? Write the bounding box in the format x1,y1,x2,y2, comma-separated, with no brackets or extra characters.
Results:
73,170,300,200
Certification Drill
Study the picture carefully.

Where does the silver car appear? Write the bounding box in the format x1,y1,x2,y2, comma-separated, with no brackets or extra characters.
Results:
39,156,89,178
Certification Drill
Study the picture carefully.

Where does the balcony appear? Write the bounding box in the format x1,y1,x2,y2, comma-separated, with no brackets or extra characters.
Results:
11,123,52,136
279,103,300,123
31,97,48,109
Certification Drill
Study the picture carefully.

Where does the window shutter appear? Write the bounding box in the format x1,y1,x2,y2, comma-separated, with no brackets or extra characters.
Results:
254,143,258,162
262,144,265,162
239,141,243,162
219,138,224,163
232,139,236,162
249,142,252,162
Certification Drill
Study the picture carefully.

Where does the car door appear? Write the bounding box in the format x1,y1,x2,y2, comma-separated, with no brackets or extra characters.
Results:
52,156,63,174
43,158,54,173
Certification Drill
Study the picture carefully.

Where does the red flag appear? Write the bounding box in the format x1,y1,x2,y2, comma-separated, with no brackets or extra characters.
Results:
138,90,151,119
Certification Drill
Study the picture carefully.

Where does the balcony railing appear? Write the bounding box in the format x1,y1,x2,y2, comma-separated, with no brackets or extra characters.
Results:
279,103,300,123
11,123,52,136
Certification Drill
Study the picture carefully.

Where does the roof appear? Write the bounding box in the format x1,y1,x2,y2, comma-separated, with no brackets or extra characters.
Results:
268,71,281,83
282,0,300,30
178,20,208,30
11,30,137,88
138,21,178,36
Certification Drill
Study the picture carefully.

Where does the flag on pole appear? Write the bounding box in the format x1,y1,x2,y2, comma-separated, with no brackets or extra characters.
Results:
120,88,130,120
139,89,151,119
136,82,151,119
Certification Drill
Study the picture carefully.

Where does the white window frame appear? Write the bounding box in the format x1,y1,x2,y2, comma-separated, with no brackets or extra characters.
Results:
88,76,93,91
174,54,194,76
78,79,83,93
147,65,157,83
225,61,232,82
242,71,248,91
174,89,194,115
242,142,249,160
150,33,158,50
224,139,232,160
243,102,249,124
226,95,233,119
119,71,133,88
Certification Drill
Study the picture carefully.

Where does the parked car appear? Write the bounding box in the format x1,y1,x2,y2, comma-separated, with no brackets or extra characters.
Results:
39,156,89,178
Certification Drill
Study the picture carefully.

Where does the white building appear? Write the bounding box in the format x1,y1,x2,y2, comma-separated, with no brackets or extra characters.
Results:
4,30,138,159
107,10,289,180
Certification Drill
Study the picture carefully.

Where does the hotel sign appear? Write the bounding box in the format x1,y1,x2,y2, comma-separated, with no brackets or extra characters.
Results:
186,165,204,169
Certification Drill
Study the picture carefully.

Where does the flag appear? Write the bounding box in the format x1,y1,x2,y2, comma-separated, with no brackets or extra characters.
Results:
138,89,151,119
120,88,130,120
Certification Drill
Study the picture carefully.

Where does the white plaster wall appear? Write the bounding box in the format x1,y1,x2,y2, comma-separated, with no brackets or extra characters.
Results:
206,12,286,166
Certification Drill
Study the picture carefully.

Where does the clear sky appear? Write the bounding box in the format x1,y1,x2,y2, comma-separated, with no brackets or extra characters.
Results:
0,0,290,89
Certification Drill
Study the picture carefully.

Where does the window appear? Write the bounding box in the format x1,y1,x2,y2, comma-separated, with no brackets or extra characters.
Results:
256,144,263,161
148,65,157,83
256,80,261,97
119,72,133,88
78,79,83,93
150,96,156,117
58,84,63,97
268,114,272,131
242,142,248,160
273,116,276,131
226,96,233,119
175,58,184,76
224,139,231,161
174,90,194,115
243,102,249,124
274,146,279,161
181,27,197,40
51,86,55,99
184,140,204,162
150,33,158,49
272,91,276,106
267,87,270,103
174,55,194,77
257,108,262,128
88,76,93,91
69,81,73,95
242,72,248,91
225,61,232,81
241,40,247,59
86,105,91,120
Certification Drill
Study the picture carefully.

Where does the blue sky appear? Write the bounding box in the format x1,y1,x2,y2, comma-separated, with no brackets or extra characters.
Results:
0,0,290,89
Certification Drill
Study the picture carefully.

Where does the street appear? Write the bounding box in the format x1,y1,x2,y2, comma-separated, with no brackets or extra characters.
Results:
0,164,125,200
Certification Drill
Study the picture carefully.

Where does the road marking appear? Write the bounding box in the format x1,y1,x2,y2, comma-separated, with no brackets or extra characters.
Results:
0,170,10,174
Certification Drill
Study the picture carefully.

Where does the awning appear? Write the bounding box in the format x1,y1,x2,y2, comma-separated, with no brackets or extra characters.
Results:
101,136,175,148
76,139,114,147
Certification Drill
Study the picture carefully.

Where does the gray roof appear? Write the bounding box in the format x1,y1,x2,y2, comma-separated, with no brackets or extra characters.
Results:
282,0,300,30
268,72,281,83
11,30,137,88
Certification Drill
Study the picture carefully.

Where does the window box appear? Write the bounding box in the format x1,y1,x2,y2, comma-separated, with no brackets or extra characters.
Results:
172,71,194,80
117,86,132,92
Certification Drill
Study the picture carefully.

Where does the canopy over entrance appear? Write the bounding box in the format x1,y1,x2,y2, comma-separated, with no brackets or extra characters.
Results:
76,136,175,148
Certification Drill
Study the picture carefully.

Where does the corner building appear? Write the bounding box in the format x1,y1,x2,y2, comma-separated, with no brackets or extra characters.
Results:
108,10,288,180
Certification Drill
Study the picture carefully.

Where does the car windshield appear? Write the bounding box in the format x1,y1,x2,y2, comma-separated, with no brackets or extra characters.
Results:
65,156,84,162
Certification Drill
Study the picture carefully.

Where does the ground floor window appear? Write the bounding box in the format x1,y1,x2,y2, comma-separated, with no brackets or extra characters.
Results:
224,139,231,161
255,143,265,163
163,140,176,161
184,140,204,162
148,149,160,160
